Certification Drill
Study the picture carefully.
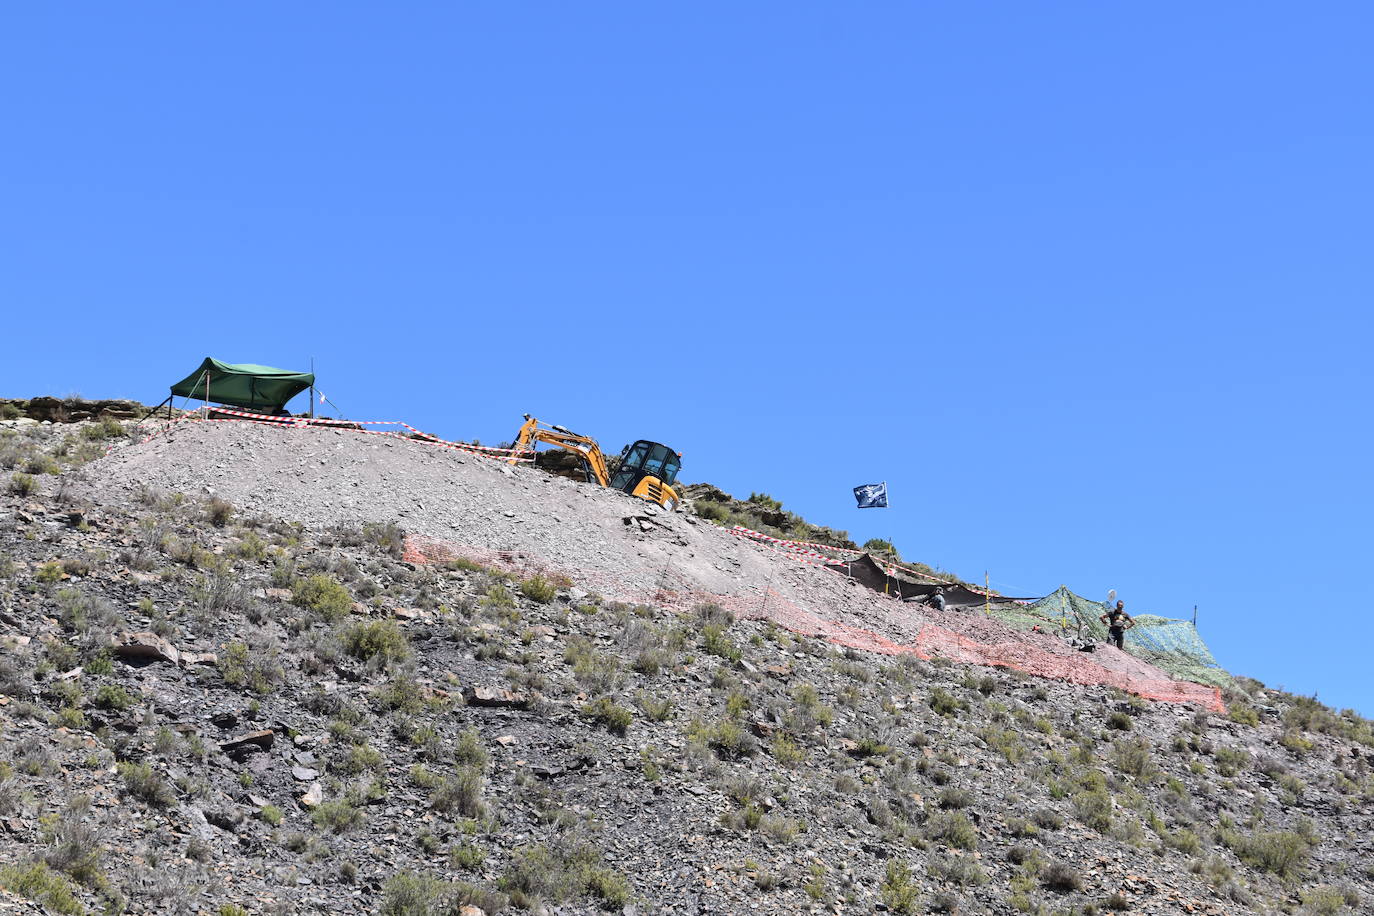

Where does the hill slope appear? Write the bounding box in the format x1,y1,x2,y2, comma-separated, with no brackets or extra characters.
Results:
0,409,1370,915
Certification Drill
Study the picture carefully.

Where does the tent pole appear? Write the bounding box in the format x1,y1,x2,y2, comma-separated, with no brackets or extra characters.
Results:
204,373,210,419
310,356,315,419
136,397,172,426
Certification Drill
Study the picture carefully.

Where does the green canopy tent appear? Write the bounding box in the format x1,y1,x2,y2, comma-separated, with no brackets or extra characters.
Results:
169,358,315,415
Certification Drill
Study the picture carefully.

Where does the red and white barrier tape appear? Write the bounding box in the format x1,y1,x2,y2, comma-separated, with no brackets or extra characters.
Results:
723,522,1000,596
116,406,534,462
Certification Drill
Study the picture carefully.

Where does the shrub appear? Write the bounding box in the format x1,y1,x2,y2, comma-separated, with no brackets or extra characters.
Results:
927,811,978,850
0,862,84,915
928,687,965,717
1221,828,1311,881
1041,861,1083,892
519,574,558,604
118,761,174,807
862,537,898,556
1299,885,1360,915
1072,788,1113,832
582,697,633,735
1229,702,1260,726
93,684,135,711
220,641,285,694
454,728,488,768
564,639,621,694
361,521,406,558
450,842,486,871
748,492,782,511
769,733,805,765
36,562,64,584
342,620,410,666
1111,738,1159,780
259,804,284,826
689,717,756,758
1213,745,1250,777
312,799,364,833
292,574,353,621
928,853,988,887
430,768,485,818
701,624,741,662
880,859,920,914
1106,710,1134,731
205,497,235,528
8,472,36,496
636,692,674,722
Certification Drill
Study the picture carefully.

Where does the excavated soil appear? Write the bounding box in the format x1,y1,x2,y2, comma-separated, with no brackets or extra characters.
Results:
82,419,1221,709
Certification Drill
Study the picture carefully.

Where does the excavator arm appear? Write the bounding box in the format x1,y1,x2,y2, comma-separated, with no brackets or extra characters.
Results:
510,415,611,486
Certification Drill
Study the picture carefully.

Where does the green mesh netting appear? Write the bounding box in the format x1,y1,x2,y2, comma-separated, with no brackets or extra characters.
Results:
987,586,1230,688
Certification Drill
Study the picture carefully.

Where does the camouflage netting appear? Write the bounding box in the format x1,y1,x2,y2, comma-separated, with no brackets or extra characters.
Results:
989,586,1230,688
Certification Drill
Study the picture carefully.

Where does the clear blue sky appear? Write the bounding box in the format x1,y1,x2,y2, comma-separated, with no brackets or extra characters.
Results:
3,5,1370,713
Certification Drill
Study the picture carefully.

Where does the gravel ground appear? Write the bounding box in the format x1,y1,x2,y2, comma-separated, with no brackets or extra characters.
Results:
82,420,1218,707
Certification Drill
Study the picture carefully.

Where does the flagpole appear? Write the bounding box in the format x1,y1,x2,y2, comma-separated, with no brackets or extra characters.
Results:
310,357,316,419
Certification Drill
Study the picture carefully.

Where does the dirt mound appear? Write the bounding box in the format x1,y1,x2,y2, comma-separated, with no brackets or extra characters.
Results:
84,419,1221,709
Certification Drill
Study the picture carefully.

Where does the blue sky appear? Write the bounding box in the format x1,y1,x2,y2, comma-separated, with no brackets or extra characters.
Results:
3,5,1370,713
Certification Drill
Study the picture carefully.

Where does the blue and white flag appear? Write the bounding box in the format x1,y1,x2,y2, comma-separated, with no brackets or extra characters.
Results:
853,481,888,508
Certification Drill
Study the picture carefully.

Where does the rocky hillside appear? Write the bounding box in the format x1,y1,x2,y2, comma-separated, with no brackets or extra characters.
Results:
0,409,1370,915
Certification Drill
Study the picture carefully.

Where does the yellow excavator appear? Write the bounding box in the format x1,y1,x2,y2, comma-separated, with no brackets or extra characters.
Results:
511,414,682,510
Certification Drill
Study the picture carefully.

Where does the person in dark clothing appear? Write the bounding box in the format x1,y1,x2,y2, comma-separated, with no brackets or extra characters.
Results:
928,586,947,612
1099,600,1135,649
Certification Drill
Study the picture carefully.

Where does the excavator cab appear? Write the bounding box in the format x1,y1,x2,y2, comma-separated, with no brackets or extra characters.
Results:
611,440,681,508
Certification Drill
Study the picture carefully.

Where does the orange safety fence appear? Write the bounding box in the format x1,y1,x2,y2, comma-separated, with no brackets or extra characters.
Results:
403,535,1225,713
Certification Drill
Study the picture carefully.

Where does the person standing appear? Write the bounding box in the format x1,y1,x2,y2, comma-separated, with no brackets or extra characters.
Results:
1099,600,1135,649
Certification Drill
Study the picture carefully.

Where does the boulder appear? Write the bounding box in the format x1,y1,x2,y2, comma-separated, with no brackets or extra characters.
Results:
113,632,180,666
218,729,275,760
463,686,529,709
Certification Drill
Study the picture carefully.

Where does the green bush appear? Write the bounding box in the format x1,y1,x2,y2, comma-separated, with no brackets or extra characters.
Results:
1110,738,1159,780
880,859,920,914
430,768,485,818
928,687,966,717
1214,745,1250,777
454,728,488,768
312,799,364,833
1072,788,1112,832
862,537,899,557
0,862,84,915
341,620,410,666
1106,710,1134,731
93,684,135,711
927,811,978,850
1221,828,1311,881
380,870,504,916
748,492,782,511
689,717,756,758
220,641,285,694
702,623,741,662
1228,702,1260,726
519,574,558,604
117,761,173,807
292,574,353,621
8,472,36,496
582,697,633,735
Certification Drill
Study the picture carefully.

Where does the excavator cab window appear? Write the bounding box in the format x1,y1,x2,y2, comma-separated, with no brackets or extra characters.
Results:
611,440,680,492
641,443,680,485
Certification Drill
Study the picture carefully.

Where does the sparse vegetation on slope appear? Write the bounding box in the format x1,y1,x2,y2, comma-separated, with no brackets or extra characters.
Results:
0,409,1369,914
